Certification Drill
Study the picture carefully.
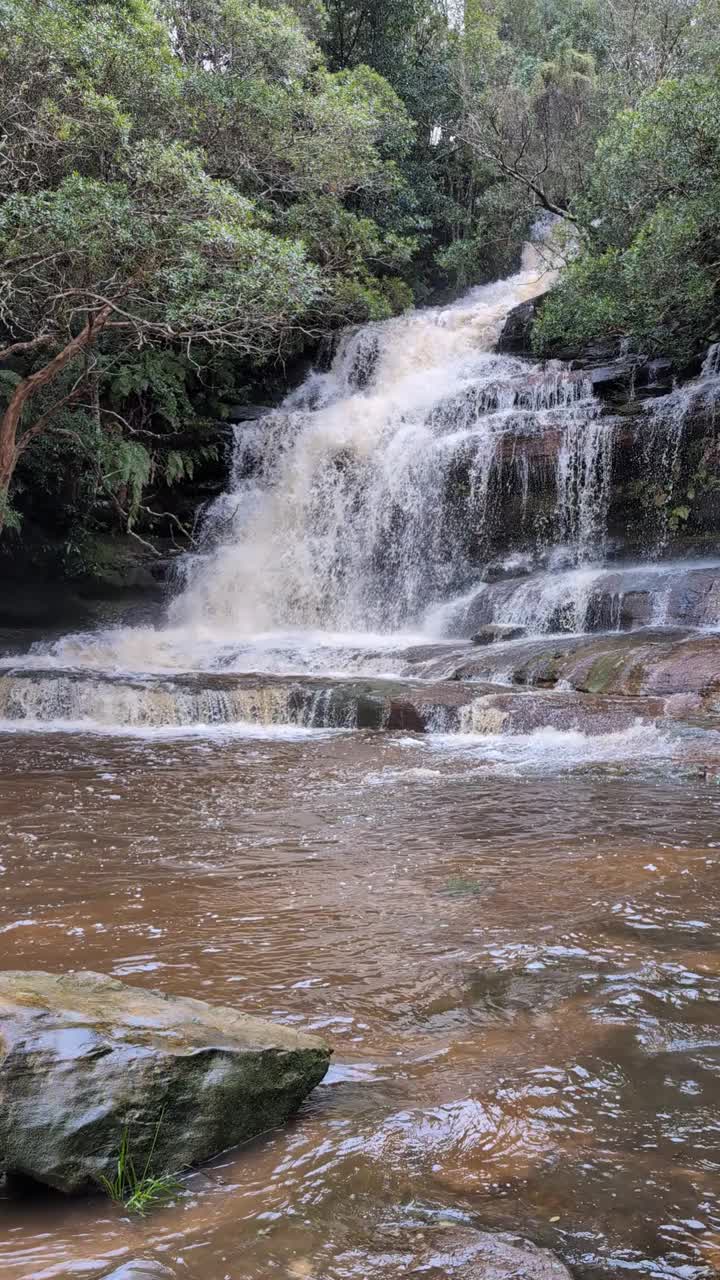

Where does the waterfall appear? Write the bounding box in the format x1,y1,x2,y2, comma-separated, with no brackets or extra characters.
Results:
171,241,615,635
3,229,720,738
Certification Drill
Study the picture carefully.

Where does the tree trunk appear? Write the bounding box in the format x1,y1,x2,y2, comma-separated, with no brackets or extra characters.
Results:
0,432,16,530
0,303,114,533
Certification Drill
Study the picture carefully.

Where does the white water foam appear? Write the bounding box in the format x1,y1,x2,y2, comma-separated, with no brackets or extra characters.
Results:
421,722,676,772
0,716,340,740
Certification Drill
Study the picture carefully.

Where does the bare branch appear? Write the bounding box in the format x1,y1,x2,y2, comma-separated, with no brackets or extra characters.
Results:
0,334,53,362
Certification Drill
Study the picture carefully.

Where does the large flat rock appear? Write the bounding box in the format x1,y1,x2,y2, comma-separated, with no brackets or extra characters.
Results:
0,970,330,1194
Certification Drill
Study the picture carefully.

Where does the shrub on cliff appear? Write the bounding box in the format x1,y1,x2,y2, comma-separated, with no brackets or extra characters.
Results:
534,75,720,360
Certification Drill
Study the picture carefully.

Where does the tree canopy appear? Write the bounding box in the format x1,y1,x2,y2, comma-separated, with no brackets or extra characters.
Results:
534,71,720,359
1,0,719,554
0,0,413,536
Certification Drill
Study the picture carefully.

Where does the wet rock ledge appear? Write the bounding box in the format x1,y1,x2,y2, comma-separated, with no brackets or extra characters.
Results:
0,970,330,1194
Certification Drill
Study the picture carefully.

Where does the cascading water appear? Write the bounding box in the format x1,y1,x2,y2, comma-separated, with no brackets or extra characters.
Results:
637,341,720,551
3,231,720,738
171,239,610,635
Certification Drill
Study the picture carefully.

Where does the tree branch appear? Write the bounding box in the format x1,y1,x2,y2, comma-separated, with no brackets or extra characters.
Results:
0,334,53,362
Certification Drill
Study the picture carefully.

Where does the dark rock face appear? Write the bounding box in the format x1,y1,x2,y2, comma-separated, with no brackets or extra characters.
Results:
0,970,331,1195
588,359,643,396
496,301,678,402
562,336,625,366
585,356,674,401
585,587,653,631
483,556,535,583
645,357,675,388
495,300,540,355
586,568,720,632
471,625,526,645
226,403,272,422
666,568,720,627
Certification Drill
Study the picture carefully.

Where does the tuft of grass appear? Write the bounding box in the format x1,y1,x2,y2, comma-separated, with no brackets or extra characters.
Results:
99,1115,181,1215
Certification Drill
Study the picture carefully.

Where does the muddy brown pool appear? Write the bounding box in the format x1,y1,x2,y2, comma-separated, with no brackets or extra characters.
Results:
1,726,720,1279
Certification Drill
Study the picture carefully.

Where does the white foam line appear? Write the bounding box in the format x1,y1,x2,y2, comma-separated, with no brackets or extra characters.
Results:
0,718,346,741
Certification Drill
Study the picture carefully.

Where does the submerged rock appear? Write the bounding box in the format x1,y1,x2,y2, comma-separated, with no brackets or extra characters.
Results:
102,1263,175,1280
462,689,666,735
0,970,330,1195
416,1227,573,1279
363,1225,573,1279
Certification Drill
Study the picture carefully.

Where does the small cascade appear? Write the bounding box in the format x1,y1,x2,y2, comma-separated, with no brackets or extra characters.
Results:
432,560,720,638
702,342,720,380
0,669,485,734
555,412,614,560
0,671,301,730
457,690,664,736
636,342,720,551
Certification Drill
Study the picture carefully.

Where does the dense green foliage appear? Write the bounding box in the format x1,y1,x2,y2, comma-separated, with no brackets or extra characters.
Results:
1,0,719,560
535,71,720,359
0,0,414,546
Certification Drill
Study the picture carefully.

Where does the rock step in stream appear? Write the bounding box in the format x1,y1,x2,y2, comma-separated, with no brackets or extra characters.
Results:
2,631,720,733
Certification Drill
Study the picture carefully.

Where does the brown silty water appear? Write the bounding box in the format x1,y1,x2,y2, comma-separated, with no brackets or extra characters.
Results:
3,234,720,1279
3,730,720,1279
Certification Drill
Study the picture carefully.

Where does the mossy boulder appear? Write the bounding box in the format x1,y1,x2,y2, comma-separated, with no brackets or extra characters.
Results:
0,970,331,1195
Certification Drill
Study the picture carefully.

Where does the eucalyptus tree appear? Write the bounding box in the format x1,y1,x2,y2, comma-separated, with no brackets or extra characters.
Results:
0,0,413,533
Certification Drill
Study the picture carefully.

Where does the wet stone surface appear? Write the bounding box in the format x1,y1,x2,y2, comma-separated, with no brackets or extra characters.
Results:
0,970,330,1194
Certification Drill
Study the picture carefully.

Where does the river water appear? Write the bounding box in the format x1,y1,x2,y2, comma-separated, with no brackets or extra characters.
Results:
3,728,720,1279
3,235,720,1279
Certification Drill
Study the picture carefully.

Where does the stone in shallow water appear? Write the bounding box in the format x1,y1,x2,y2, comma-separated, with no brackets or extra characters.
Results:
0,970,331,1195
364,1226,574,1279
102,1263,175,1280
